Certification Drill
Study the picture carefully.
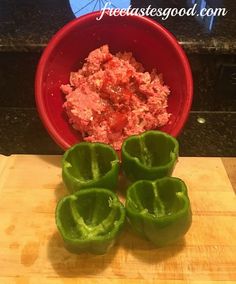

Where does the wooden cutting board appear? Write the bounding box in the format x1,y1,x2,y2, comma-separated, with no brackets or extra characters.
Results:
0,155,235,284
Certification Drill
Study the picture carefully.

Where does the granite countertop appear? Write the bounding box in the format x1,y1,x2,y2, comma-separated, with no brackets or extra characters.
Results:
0,0,236,54
0,108,235,156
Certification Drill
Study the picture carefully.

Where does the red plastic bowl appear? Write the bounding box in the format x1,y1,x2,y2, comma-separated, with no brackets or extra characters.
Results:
35,12,193,150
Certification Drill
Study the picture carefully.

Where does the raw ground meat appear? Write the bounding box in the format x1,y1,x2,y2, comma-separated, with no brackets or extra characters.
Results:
61,45,171,150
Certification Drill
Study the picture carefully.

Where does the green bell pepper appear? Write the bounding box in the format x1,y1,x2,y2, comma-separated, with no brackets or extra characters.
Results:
62,142,119,192
56,188,126,254
121,130,179,181
125,177,192,246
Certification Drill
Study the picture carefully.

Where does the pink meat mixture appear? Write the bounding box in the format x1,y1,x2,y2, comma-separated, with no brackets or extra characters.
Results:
61,45,170,150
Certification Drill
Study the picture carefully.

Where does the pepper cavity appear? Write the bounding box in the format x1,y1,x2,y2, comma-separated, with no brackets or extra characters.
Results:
56,188,125,254
62,142,119,192
121,130,179,181
125,177,192,247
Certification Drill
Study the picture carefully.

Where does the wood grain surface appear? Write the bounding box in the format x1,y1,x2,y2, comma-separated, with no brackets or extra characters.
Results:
0,155,235,284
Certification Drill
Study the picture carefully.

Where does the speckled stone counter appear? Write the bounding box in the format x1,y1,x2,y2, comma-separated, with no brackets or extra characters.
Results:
0,108,235,156
0,0,236,54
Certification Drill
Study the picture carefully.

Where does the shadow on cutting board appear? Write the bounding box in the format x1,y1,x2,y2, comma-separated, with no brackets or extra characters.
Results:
119,224,186,264
47,231,119,277
38,155,62,168
54,181,68,201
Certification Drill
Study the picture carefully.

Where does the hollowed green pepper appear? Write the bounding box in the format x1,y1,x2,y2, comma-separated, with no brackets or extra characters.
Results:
56,188,126,254
121,130,179,181
125,177,192,246
62,142,119,192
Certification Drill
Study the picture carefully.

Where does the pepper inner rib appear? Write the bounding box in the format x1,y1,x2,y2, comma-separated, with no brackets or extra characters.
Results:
69,198,91,236
152,185,166,217
139,136,152,167
133,187,148,214
91,145,101,180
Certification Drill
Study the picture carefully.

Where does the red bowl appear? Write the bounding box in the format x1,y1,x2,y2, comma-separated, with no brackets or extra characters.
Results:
35,12,193,150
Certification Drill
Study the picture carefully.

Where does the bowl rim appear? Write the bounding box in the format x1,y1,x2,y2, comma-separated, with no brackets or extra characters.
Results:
35,11,193,150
